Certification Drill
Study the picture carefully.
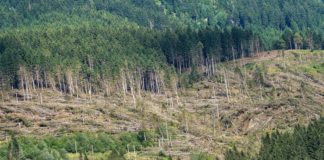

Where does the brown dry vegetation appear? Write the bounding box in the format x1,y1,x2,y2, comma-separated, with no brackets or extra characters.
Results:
0,50,323,159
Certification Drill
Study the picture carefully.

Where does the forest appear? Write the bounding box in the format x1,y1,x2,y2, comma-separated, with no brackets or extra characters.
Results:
225,117,324,160
0,0,323,97
0,0,323,159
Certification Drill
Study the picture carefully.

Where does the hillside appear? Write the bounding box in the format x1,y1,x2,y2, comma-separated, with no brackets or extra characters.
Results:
0,50,323,159
0,0,324,49
0,0,323,159
0,1,323,95
1,0,324,30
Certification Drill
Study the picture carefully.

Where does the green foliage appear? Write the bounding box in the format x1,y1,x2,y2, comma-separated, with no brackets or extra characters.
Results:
258,118,324,160
225,146,252,160
0,131,157,159
190,152,214,160
0,0,322,51
138,130,158,147
189,66,201,85
0,20,258,92
7,135,24,160
225,117,324,160
0,0,323,91
1,0,323,31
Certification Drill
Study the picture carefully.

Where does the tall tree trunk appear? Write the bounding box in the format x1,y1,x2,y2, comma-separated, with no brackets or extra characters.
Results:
121,71,127,104
136,69,142,98
223,68,230,102
232,46,236,62
128,71,136,109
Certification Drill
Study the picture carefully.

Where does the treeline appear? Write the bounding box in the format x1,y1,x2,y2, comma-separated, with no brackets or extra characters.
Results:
1,22,323,98
0,22,168,97
161,27,257,77
275,29,324,50
0,17,262,97
0,131,157,160
225,117,324,160
0,0,323,98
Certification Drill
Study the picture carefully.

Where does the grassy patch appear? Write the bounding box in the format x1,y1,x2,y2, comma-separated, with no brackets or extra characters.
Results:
67,152,112,160
267,65,280,75
299,62,324,78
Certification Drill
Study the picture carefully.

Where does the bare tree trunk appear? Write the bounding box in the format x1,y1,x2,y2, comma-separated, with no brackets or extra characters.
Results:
173,78,180,106
58,73,63,94
49,76,56,91
128,71,136,109
21,73,26,101
62,77,66,94
150,72,154,93
155,72,160,94
15,92,18,103
40,92,43,105
137,70,142,98
89,81,92,102
211,57,215,76
104,80,110,97
256,39,260,55
44,71,48,88
252,41,256,56
121,72,127,104
232,46,236,63
159,72,166,95
36,69,40,89
31,76,36,91
25,73,30,100
75,76,79,99
40,75,44,91
223,68,230,102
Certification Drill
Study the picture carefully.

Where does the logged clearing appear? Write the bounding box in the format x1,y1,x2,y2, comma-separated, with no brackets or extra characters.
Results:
0,50,323,159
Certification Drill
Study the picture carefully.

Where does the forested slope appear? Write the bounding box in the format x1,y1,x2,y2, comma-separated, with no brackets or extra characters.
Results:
0,0,323,95
1,0,324,31
0,50,323,159
0,0,323,159
0,23,259,96
0,0,323,48
226,117,324,160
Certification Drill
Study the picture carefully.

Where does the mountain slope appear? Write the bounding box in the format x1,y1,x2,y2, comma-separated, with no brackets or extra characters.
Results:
0,50,323,159
0,0,323,159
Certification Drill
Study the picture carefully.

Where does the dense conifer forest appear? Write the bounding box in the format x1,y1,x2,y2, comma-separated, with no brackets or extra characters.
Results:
0,0,323,96
225,117,324,160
